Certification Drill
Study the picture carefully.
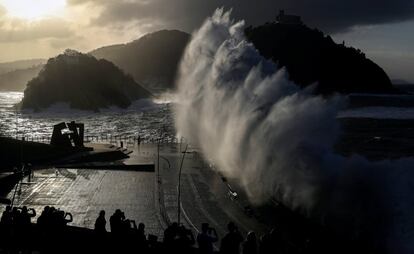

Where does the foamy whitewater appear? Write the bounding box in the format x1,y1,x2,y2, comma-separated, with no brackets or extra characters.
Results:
174,9,414,253
0,92,175,142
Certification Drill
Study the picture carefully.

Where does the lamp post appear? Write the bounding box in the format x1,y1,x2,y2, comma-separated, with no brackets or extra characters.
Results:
157,139,160,174
177,144,188,225
157,125,167,175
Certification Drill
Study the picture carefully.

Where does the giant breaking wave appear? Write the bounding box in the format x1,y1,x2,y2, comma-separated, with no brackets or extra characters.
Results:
174,9,414,253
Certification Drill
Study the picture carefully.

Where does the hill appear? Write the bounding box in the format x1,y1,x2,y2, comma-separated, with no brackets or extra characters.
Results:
91,26,393,94
0,59,46,75
7,24,393,95
0,65,43,91
245,23,395,94
90,30,190,93
20,49,151,111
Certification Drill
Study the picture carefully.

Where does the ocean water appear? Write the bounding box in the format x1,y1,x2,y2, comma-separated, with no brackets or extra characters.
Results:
2,92,414,143
339,106,414,119
340,93,414,119
0,92,176,142
0,92,176,235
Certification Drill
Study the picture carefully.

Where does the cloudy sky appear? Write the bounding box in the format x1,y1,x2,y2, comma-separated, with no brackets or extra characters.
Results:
0,0,413,82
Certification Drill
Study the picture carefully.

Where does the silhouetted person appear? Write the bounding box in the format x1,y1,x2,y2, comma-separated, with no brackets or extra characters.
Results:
18,206,36,253
220,222,243,254
110,209,124,234
138,135,141,145
176,225,195,253
37,206,50,231
148,234,162,254
258,233,271,254
21,206,36,226
197,223,218,254
163,222,179,247
0,205,13,250
0,206,13,253
137,222,146,242
49,206,57,228
95,210,107,233
55,210,66,230
136,222,148,251
242,231,257,254
9,207,25,252
0,205,12,226
12,207,22,230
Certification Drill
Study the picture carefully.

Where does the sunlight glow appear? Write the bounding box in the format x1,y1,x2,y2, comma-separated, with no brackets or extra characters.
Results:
1,0,66,20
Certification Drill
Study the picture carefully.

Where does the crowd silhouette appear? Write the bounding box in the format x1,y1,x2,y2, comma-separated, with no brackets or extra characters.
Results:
0,206,296,254
0,205,74,253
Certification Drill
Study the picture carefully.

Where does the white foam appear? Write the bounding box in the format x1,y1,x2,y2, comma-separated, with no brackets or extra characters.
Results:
174,9,414,253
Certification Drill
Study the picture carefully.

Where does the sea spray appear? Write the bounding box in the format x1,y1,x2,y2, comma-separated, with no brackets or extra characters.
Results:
175,8,341,212
174,9,414,253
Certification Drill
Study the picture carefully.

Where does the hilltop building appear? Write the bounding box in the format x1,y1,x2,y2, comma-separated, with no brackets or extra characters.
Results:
276,10,303,25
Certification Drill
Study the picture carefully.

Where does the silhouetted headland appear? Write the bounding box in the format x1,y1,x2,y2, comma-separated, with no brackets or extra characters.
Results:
245,11,395,94
91,15,396,95
90,30,191,93
19,49,151,111
1,22,396,96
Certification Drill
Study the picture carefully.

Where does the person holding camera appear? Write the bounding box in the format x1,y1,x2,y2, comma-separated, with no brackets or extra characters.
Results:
197,223,218,254
220,222,243,254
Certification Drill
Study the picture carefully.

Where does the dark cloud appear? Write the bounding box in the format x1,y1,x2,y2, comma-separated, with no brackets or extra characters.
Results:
68,0,414,33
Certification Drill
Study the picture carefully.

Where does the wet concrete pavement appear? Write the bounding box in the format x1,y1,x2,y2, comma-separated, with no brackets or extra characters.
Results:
0,143,164,237
156,144,271,239
0,142,272,241
2,168,164,236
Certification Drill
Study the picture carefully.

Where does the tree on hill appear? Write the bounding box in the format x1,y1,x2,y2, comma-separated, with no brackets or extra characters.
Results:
20,49,151,111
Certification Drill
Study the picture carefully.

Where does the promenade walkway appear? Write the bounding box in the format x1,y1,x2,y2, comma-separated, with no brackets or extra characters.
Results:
0,142,271,241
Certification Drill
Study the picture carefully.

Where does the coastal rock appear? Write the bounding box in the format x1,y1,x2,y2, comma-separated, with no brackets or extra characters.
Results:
245,22,395,94
20,50,151,111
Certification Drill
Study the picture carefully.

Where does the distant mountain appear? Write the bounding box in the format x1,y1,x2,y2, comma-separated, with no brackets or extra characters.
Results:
9,24,394,96
0,65,43,91
90,30,190,93
91,26,393,95
0,59,46,75
245,23,395,94
20,50,151,111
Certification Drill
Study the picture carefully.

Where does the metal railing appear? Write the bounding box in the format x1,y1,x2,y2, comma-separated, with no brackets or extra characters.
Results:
7,134,186,145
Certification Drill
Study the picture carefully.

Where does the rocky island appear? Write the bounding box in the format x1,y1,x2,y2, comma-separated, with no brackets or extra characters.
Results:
245,13,395,94
19,49,151,111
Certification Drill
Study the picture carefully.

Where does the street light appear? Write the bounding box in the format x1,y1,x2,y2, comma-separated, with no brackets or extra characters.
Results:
177,144,188,225
157,125,167,177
